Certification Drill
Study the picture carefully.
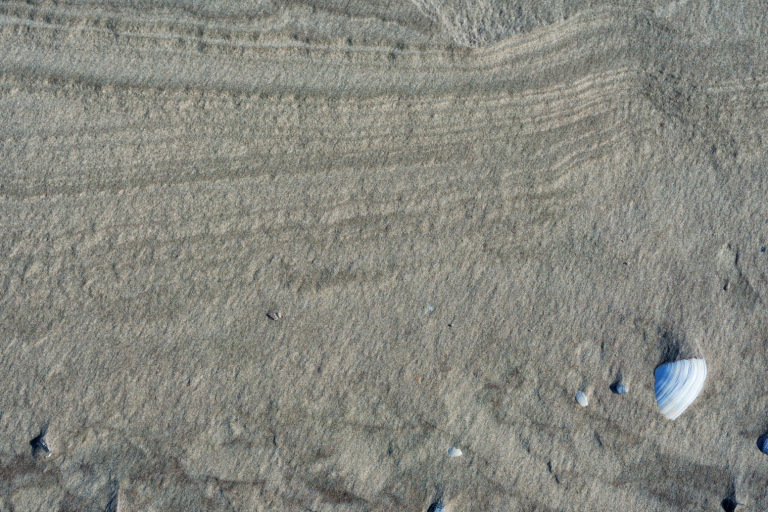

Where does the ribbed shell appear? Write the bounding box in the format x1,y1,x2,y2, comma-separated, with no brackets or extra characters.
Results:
575,391,588,407
653,359,707,420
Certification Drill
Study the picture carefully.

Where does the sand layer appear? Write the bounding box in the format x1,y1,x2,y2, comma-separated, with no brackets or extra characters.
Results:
1,1,768,510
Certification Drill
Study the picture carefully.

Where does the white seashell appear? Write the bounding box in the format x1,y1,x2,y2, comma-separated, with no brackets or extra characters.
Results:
757,434,768,454
575,391,588,407
654,358,707,420
615,384,627,395
447,446,462,457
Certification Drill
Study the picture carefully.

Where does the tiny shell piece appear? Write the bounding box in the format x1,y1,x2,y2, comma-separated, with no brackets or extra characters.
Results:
575,391,588,407
615,384,627,395
427,500,445,512
30,432,50,456
266,310,282,321
758,434,768,454
448,446,462,457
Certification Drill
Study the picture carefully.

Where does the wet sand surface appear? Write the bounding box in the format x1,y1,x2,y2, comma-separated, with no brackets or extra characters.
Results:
1,1,768,510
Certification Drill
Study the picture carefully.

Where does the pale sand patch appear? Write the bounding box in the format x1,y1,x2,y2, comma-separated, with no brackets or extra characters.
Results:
1,1,767,510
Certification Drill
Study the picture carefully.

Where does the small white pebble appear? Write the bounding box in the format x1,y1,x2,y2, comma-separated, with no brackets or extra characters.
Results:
447,446,462,457
575,391,588,407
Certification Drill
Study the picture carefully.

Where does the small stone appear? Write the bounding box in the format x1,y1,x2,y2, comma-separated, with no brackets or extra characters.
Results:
266,310,283,321
758,433,768,454
575,391,588,407
721,497,741,512
448,446,462,457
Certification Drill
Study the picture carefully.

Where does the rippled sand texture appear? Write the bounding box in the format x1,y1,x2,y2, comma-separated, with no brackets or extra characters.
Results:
2,1,768,510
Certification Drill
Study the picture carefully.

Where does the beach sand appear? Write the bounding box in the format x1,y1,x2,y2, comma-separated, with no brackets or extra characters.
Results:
1,1,768,510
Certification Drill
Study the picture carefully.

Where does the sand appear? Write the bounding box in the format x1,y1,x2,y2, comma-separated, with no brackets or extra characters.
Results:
1,1,768,510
